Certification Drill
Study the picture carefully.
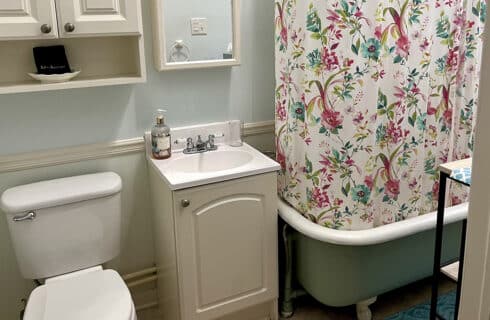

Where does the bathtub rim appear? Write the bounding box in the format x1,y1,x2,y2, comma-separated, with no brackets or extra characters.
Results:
278,198,468,246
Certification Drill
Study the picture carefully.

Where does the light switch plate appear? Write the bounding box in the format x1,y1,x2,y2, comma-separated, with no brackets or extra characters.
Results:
191,18,208,35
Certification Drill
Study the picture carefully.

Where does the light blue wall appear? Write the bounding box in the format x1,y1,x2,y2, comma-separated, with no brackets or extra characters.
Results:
0,0,275,156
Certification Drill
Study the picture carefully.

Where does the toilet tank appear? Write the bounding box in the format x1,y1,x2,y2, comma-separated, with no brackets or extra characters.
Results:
0,172,122,280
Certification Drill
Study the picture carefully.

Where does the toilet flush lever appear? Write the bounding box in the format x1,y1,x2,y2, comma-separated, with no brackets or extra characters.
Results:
13,211,36,222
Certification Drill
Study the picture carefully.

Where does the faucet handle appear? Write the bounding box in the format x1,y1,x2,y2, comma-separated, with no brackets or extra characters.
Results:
186,137,194,149
208,134,215,147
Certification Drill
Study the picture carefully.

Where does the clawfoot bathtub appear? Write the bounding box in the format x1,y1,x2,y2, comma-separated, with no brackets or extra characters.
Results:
278,199,467,320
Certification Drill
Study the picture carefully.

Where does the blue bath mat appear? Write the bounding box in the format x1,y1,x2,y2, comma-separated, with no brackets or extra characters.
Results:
385,291,455,320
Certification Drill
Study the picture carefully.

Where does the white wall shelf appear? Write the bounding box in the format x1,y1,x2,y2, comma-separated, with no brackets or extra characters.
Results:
0,75,144,95
0,36,146,95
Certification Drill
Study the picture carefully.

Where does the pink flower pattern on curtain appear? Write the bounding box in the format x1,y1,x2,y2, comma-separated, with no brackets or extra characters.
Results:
275,0,486,230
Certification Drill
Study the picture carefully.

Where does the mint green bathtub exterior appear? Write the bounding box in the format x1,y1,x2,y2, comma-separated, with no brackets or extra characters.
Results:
289,221,462,307
278,200,467,317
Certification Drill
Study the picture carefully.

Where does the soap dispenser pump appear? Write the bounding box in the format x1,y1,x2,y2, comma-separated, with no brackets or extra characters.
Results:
151,109,171,159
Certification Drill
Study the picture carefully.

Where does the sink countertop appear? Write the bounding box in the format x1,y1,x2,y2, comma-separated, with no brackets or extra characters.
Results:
147,142,280,190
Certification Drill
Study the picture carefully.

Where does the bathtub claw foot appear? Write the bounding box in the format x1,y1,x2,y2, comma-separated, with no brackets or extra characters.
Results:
279,303,294,318
279,295,294,318
356,297,377,320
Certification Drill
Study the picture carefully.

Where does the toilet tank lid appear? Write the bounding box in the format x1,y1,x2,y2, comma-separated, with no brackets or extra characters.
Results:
0,172,122,214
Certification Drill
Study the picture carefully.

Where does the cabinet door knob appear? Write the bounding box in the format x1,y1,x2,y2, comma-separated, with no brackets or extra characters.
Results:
181,199,191,208
65,23,76,33
40,24,52,34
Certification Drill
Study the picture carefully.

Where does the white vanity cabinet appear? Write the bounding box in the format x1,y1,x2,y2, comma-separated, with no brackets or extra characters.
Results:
149,169,279,320
0,0,58,40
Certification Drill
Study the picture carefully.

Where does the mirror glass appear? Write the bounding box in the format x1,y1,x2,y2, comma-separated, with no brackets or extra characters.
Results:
154,0,240,70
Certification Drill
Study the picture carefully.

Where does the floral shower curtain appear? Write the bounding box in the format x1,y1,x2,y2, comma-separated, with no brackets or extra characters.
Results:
275,0,486,230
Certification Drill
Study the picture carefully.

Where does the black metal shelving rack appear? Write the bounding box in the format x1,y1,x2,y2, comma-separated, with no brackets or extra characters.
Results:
430,159,471,320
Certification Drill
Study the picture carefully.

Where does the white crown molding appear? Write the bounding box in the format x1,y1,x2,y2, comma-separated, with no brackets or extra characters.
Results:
0,121,275,174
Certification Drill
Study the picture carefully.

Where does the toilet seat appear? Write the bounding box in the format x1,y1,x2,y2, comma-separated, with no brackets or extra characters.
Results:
24,268,136,320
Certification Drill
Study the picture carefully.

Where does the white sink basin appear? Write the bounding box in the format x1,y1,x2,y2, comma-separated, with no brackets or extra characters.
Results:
147,143,280,190
168,150,254,173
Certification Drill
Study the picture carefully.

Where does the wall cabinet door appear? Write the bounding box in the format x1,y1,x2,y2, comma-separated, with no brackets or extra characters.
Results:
174,174,278,320
0,0,58,40
55,0,141,37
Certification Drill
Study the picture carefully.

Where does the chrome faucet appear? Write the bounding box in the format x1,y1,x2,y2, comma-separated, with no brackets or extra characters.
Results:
195,135,206,151
183,134,219,154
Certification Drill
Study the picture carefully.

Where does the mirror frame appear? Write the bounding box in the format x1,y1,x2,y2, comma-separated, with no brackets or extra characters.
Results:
152,0,241,71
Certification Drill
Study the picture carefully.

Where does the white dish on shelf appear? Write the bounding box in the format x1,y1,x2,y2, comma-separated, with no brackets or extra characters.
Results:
28,70,81,84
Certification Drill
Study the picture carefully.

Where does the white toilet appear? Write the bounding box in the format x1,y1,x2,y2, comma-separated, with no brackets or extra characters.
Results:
0,172,137,320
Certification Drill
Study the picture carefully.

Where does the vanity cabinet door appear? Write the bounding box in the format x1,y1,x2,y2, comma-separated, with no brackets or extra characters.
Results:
174,174,278,320
0,0,58,40
55,0,141,37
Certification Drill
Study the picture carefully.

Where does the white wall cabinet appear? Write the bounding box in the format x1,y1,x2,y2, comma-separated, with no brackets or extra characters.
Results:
55,0,141,37
0,0,145,94
0,0,58,40
0,0,140,40
149,170,279,320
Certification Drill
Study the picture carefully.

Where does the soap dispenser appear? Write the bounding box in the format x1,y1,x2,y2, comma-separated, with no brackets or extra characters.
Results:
151,109,171,159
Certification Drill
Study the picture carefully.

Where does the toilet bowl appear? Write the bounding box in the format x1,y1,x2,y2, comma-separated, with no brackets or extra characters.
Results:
24,267,136,320
1,173,136,320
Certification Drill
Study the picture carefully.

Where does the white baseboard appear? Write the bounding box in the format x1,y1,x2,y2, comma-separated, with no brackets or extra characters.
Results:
0,121,275,174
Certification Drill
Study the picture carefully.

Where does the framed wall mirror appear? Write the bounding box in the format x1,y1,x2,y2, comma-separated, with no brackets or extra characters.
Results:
152,0,241,71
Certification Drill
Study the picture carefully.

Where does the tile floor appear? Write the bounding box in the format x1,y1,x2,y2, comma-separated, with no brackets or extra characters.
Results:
137,277,455,320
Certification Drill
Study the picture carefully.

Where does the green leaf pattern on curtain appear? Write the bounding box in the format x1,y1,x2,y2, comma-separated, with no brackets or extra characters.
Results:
275,0,486,230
